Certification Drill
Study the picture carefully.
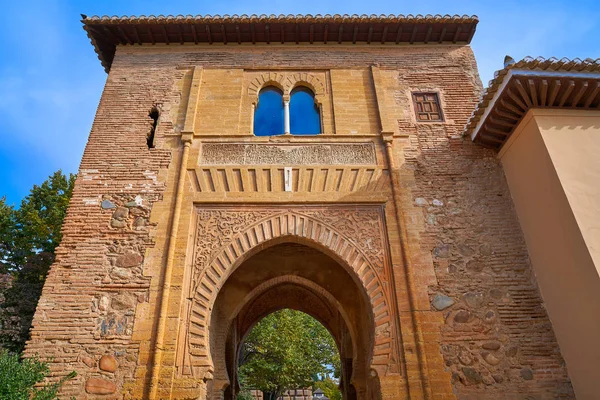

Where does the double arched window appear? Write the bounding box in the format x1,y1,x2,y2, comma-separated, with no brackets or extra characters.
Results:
254,86,321,136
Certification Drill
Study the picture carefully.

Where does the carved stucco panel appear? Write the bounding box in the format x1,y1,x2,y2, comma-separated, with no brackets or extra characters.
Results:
182,205,400,376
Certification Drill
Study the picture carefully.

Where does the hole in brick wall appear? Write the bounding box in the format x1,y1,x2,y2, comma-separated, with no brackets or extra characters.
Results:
147,107,159,149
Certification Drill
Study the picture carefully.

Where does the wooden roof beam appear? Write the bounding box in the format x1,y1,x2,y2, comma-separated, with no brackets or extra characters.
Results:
353,25,358,44
514,80,532,107
495,108,521,121
540,79,548,106
147,27,155,45
281,25,285,44
485,124,510,137
177,25,185,44
86,26,114,47
424,26,432,44
548,80,561,105
506,88,528,111
191,24,198,44
338,24,344,44
558,80,575,107
489,116,514,128
452,26,462,43
116,26,133,45
221,24,227,45
571,81,588,107
266,24,271,44
395,25,403,44
528,79,538,106
439,27,447,43
236,25,241,44
309,24,314,44
206,25,212,45
466,24,476,43
132,26,142,45
102,26,123,45
367,26,373,44
161,26,170,45
323,24,328,44
251,23,256,44
583,81,600,108
480,132,505,144
409,25,418,44
295,23,299,44
499,98,524,116
381,26,388,44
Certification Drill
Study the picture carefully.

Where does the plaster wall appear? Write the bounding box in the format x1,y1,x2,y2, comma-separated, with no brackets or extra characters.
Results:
499,109,600,399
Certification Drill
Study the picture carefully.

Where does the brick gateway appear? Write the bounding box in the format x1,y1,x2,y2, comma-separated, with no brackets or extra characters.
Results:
25,14,575,400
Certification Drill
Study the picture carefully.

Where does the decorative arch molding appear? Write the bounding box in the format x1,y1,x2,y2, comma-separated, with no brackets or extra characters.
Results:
232,275,354,348
183,206,399,376
213,276,356,385
248,72,326,98
285,72,326,97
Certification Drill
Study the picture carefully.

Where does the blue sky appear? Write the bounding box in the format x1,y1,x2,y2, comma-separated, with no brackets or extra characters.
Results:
0,0,598,205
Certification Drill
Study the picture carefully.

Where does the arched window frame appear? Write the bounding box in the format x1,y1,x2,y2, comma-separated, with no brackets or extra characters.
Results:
252,83,285,136
250,76,325,136
289,84,322,135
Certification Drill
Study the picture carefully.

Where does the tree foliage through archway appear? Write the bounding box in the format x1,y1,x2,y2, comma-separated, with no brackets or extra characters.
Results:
238,309,341,400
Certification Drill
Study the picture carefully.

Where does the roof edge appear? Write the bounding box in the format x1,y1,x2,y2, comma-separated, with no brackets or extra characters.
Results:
465,56,600,149
81,13,479,73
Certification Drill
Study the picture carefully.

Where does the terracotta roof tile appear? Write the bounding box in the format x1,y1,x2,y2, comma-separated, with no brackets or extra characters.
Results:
464,56,600,147
81,13,478,72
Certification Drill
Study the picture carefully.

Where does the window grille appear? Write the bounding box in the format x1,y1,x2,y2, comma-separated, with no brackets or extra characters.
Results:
412,92,443,122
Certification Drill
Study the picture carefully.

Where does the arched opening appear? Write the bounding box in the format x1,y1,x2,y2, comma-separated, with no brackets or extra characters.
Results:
290,87,321,135
237,308,341,400
254,86,284,136
208,241,375,400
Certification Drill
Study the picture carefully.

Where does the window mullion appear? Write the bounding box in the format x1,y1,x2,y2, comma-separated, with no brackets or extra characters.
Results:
284,98,291,134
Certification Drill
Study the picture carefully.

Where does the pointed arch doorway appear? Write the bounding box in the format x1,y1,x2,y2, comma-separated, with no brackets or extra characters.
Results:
178,206,403,400
211,243,371,399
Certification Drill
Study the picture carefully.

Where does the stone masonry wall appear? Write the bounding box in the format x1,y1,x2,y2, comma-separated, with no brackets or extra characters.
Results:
392,52,575,398
24,53,183,397
25,42,574,399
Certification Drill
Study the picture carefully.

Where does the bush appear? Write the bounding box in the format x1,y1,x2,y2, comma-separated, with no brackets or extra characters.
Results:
0,350,76,400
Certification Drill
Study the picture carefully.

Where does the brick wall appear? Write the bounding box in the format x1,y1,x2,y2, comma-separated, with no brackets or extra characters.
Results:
25,43,573,399
24,50,180,397
391,51,574,398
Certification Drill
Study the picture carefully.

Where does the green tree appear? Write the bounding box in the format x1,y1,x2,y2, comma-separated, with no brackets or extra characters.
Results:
0,171,76,351
0,350,76,400
315,377,342,400
0,199,14,273
238,309,340,400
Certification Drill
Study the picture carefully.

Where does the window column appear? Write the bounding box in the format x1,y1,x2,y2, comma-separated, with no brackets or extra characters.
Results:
283,94,291,134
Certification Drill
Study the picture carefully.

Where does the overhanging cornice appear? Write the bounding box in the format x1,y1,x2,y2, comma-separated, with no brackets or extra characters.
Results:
465,56,600,149
81,13,479,73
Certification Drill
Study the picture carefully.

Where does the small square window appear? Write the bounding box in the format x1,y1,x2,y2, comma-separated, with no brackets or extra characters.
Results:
412,92,444,122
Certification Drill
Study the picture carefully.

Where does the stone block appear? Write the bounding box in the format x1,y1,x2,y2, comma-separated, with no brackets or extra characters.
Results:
99,354,118,372
85,377,116,394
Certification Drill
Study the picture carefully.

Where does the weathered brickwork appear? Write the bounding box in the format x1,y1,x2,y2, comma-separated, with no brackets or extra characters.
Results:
24,54,181,397
25,40,573,400
391,55,574,398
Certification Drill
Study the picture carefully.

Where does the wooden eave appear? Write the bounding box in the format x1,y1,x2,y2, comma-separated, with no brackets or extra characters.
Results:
81,13,479,73
465,57,600,150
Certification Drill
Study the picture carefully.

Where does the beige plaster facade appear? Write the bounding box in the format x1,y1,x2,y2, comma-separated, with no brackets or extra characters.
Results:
500,109,600,399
